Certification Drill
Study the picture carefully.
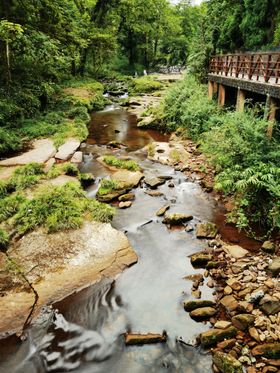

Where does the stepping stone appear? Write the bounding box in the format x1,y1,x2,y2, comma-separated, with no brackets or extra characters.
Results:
0,139,56,166
55,139,80,160
71,151,83,164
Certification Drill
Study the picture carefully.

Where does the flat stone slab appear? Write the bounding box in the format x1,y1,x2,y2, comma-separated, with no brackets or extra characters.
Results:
0,139,56,166
48,175,79,186
70,151,83,164
112,170,144,188
224,244,249,259
55,139,80,160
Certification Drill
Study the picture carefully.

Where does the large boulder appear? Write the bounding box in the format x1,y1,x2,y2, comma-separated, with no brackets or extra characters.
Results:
0,139,56,166
144,177,166,189
190,252,213,268
0,222,137,335
112,170,144,188
212,352,242,373
196,222,218,239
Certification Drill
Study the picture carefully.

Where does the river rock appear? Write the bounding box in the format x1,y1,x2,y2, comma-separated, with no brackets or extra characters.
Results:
96,188,128,202
184,300,216,312
163,213,193,225
231,314,255,331
259,295,280,315
112,170,144,188
220,295,239,312
249,327,260,342
252,343,280,359
267,258,280,277
145,190,164,197
156,204,170,217
125,332,167,345
44,157,56,173
262,241,276,254
137,116,157,129
190,252,213,268
199,326,238,347
55,139,80,160
0,139,56,166
48,175,79,186
190,307,216,320
119,193,135,202
213,352,242,373
70,151,83,164
144,177,166,189
214,321,232,329
119,201,132,209
224,245,249,259
196,223,218,239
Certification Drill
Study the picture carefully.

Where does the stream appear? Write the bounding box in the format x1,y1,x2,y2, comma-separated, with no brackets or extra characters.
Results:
0,103,257,373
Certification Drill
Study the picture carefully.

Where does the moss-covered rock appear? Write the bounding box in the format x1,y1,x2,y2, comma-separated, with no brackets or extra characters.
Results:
184,299,216,312
199,326,238,348
196,222,218,239
252,343,280,359
163,213,193,225
212,351,243,373
261,241,276,254
190,307,217,320
231,314,255,331
190,252,213,268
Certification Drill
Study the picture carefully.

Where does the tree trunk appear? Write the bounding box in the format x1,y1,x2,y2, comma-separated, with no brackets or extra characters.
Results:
78,48,88,76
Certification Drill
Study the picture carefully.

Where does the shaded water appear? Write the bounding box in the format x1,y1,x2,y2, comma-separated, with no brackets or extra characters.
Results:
0,105,257,373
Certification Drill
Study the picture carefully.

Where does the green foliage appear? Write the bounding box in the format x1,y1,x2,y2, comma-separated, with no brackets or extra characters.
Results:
161,74,280,235
0,193,26,223
68,106,90,122
103,155,140,171
0,228,9,250
129,76,163,94
0,128,22,156
12,182,115,235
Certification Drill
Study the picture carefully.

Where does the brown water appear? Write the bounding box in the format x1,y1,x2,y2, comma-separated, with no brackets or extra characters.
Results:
0,105,258,373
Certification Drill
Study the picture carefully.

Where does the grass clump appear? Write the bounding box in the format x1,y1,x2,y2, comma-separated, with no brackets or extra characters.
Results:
103,155,140,171
97,179,123,196
12,182,115,235
0,193,26,223
0,128,22,156
0,228,9,250
129,76,163,94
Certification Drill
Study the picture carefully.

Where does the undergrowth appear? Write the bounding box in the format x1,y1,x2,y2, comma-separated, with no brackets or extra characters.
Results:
160,74,280,236
97,179,124,196
129,76,163,94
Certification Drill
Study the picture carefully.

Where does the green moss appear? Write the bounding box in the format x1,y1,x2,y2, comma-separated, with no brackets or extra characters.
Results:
103,155,140,171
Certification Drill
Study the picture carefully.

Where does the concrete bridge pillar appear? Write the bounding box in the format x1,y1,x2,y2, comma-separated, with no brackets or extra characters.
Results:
236,88,246,112
266,95,277,139
218,84,226,107
208,81,218,100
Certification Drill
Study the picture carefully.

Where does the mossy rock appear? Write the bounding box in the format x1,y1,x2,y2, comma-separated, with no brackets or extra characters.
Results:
190,307,217,320
231,314,255,331
190,252,213,268
199,326,238,348
184,299,216,312
252,343,280,359
196,222,218,239
212,351,242,373
96,189,128,202
163,213,193,225
261,241,276,254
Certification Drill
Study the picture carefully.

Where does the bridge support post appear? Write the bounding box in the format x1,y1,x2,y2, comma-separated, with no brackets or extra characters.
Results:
236,88,246,112
218,84,226,107
266,95,277,139
208,81,214,99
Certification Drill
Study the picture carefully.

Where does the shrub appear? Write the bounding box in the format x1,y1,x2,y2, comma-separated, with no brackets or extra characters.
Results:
103,155,140,171
87,199,115,223
0,193,26,223
129,76,163,94
0,128,22,156
68,106,90,122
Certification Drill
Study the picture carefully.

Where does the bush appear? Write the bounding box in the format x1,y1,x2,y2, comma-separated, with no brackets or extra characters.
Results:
103,155,140,171
0,193,26,223
0,128,22,156
129,76,163,94
68,106,90,122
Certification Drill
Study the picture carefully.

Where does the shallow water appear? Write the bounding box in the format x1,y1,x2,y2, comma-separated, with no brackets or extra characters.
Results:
0,105,257,373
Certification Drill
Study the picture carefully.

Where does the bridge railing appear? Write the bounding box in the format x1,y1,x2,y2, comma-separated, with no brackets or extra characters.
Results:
209,52,280,85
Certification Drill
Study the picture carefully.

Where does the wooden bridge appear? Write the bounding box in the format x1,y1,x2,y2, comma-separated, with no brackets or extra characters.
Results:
208,52,280,121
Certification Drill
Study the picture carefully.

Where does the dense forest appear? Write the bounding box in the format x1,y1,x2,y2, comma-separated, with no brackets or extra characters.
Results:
1,0,280,130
